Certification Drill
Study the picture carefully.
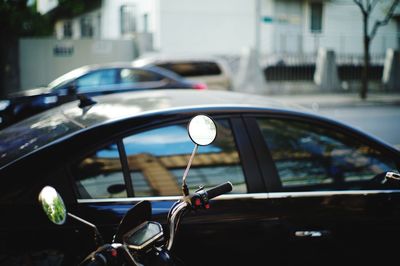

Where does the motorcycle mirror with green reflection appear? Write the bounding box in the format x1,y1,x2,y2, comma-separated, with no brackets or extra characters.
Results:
181,115,217,196
38,186,104,246
38,186,67,225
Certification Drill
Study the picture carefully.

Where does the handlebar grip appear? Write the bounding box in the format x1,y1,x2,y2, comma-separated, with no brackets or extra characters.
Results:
206,182,233,200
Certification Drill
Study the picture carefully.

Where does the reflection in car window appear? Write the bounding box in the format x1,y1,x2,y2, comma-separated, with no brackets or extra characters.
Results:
0,110,81,168
73,143,127,199
122,120,246,196
72,120,246,199
257,118,397,191
119,69,163,84
76,69,116,92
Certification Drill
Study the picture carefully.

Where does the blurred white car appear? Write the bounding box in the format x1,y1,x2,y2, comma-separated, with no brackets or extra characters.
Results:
133,55,233,90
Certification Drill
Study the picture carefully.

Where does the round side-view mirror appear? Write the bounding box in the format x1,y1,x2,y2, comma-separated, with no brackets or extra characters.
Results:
188,115,217,146
38,186,67,225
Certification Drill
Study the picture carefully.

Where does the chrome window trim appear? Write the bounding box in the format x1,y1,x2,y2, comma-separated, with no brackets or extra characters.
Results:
268,189,400,198
77,189,400,204
77,193,269,203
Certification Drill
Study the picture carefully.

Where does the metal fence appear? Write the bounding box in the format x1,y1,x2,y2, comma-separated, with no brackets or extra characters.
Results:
263,53,385,81
218,52,386,82
262,53,386,66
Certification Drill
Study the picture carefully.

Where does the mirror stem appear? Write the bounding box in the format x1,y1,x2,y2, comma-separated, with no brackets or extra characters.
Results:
182,144,198,196
68,213,104,246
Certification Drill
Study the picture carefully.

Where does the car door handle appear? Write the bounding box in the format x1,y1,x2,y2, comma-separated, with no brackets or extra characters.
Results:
294,230,330,238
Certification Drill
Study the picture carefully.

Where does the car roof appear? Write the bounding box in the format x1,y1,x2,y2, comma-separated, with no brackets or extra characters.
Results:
2,89,398,170
0,89,305,168
48,62,184,89
67,89,305,124
14,89,304,127
132,54,228,68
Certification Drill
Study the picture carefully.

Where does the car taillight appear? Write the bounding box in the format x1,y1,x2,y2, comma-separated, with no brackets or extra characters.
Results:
192,83,208,90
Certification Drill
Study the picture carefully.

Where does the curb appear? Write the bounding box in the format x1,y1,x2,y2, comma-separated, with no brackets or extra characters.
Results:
266,94,400,108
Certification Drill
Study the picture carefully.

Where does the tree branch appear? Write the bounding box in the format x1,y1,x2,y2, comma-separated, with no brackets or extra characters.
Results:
369,0,400,39
366,0,372,13
354,0,367,15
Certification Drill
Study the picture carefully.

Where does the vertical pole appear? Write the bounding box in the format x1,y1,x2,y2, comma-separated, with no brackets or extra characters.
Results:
255,0,261,60
361,13,369,99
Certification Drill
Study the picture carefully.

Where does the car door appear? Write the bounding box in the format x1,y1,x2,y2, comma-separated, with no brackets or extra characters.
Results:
68,114,276,265
245,115,400,265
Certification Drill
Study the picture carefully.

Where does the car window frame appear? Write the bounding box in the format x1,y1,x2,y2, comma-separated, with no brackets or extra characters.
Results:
232,116,266,192
243,111,400,192
68,139,129,199
67,113,264,201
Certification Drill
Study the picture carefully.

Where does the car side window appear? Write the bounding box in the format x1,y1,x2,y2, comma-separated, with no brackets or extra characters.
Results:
73,143,127,199
76,69,117,92
256,118,398,191
122,119,246,196
72,119,246,199
119,68,163,84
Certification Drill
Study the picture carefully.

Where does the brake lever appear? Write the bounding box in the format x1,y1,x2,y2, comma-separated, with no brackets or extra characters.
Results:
382,171,400,184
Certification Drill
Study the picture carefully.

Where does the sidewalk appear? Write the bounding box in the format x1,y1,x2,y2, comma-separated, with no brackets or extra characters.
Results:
264,92,400,108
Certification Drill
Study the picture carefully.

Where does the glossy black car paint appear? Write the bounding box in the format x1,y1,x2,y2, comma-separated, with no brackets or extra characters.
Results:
0,90,399,265
0,65,197,129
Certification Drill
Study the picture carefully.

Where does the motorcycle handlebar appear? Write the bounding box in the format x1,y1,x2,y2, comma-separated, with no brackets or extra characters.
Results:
205,181,233,200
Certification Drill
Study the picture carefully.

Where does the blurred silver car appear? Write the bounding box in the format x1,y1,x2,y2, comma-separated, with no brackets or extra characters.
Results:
133,55,233,90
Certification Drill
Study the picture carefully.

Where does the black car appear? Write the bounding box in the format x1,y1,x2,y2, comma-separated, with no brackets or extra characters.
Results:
0,89,399,266
0,63,206,129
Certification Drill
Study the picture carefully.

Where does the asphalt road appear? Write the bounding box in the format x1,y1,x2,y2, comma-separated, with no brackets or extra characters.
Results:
316,105,400,149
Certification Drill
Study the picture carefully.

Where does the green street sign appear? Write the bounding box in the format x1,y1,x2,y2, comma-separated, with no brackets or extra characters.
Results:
262,16,273,23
